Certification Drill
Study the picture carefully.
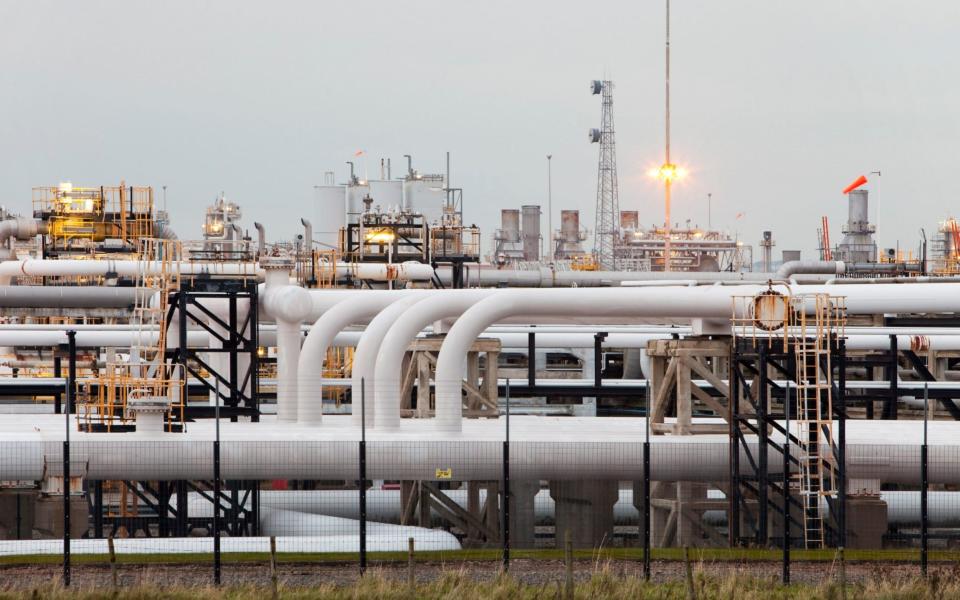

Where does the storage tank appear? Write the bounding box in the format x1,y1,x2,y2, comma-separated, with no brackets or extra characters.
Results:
369,180,403,212
403,176,445,224
521,205,541,262
313,185,346,250
345,181,371,225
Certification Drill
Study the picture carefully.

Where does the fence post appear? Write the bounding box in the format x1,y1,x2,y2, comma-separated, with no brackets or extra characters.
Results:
359,378,367,576
839,546,846,599
214,381,222,586
564,529,573,600
782,375,791,585
837,339,847,548
921,382,929,578
407,537,415,589
108,535,118,590
683,546,697,600
63,329,76,588
270,535,278,600
502,379,510,572
643,379,651,581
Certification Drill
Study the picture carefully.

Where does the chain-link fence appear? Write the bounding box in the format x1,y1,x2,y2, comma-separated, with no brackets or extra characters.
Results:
1,427,954,588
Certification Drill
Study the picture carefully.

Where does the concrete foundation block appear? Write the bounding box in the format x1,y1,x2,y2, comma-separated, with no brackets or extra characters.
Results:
508,480,540,549
845,495,887,549
0,491,37,539
549,479,618,549
33,495,87,539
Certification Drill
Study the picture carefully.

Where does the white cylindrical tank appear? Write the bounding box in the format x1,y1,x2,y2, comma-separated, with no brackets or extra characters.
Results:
368,180,403,211
313,185,346,251
345,182,371,224
403,177,445,224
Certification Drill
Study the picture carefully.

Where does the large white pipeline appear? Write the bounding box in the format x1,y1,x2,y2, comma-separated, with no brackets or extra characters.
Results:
19,417,960,484
349,295,427,428
297,293,418,424
373,290,494,430
433,285,960,432
0,259,256,285
247,488,960,528
0,533,459,556
0,259,435,285
261,268,313,422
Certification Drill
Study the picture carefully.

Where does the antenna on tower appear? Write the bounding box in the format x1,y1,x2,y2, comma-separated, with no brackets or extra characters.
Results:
590,79,620,270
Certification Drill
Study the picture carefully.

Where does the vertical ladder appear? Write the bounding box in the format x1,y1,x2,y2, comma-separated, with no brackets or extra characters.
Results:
791,294,842,548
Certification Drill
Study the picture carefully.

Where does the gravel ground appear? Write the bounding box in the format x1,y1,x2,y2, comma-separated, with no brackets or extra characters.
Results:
0,559,944,591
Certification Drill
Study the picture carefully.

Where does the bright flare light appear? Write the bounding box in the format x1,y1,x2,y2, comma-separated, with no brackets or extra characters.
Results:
365,229,395,243
648,163,686,183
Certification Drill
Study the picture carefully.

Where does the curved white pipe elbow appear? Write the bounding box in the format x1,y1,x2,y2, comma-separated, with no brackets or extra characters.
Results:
432,287,748,432
351,294,427,428
262,271,313,423
297,294,407,424
373,290,494,431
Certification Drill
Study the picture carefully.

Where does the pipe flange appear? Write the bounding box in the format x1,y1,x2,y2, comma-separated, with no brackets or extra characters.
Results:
260,255,295,271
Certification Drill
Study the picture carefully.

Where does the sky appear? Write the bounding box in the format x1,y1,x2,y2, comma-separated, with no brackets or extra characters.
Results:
1,1,958,258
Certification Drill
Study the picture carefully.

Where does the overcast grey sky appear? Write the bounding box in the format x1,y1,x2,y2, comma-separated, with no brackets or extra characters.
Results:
1,1,957,257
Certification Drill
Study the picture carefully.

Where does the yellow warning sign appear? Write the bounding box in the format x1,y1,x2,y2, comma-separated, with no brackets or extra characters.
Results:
435,468,452,480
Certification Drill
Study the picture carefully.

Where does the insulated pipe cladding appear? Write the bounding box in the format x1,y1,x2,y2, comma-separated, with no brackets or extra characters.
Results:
373,289,494,430
432,284,960,431
297,292,417,424
261,263,313,422
350,294,426,428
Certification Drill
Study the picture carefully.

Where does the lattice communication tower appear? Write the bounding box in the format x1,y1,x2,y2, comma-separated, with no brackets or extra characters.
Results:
589,80,620,269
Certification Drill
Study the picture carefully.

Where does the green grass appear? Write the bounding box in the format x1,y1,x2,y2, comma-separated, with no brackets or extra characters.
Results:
2,569,959,599
0,546,944,566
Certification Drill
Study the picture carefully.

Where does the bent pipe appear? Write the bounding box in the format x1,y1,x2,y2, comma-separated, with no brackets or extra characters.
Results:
373,289,495,430
776,260,845,280
350,295,427,428
433,284,960,431
297,293,415,424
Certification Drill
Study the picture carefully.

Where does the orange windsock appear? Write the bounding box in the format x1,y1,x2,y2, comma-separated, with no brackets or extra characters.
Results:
842,175,868,194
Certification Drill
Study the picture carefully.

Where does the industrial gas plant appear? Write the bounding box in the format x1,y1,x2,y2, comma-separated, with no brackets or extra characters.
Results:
4,21,960,567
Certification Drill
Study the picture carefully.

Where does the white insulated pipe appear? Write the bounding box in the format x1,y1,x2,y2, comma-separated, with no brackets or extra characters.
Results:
297,293,415,424
262,269,313,422
350,295,427,428
0,259,256,285
434,284,960,431
435,286,744,431
339,261,435,282
373,290,494,430
25,418,960,484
